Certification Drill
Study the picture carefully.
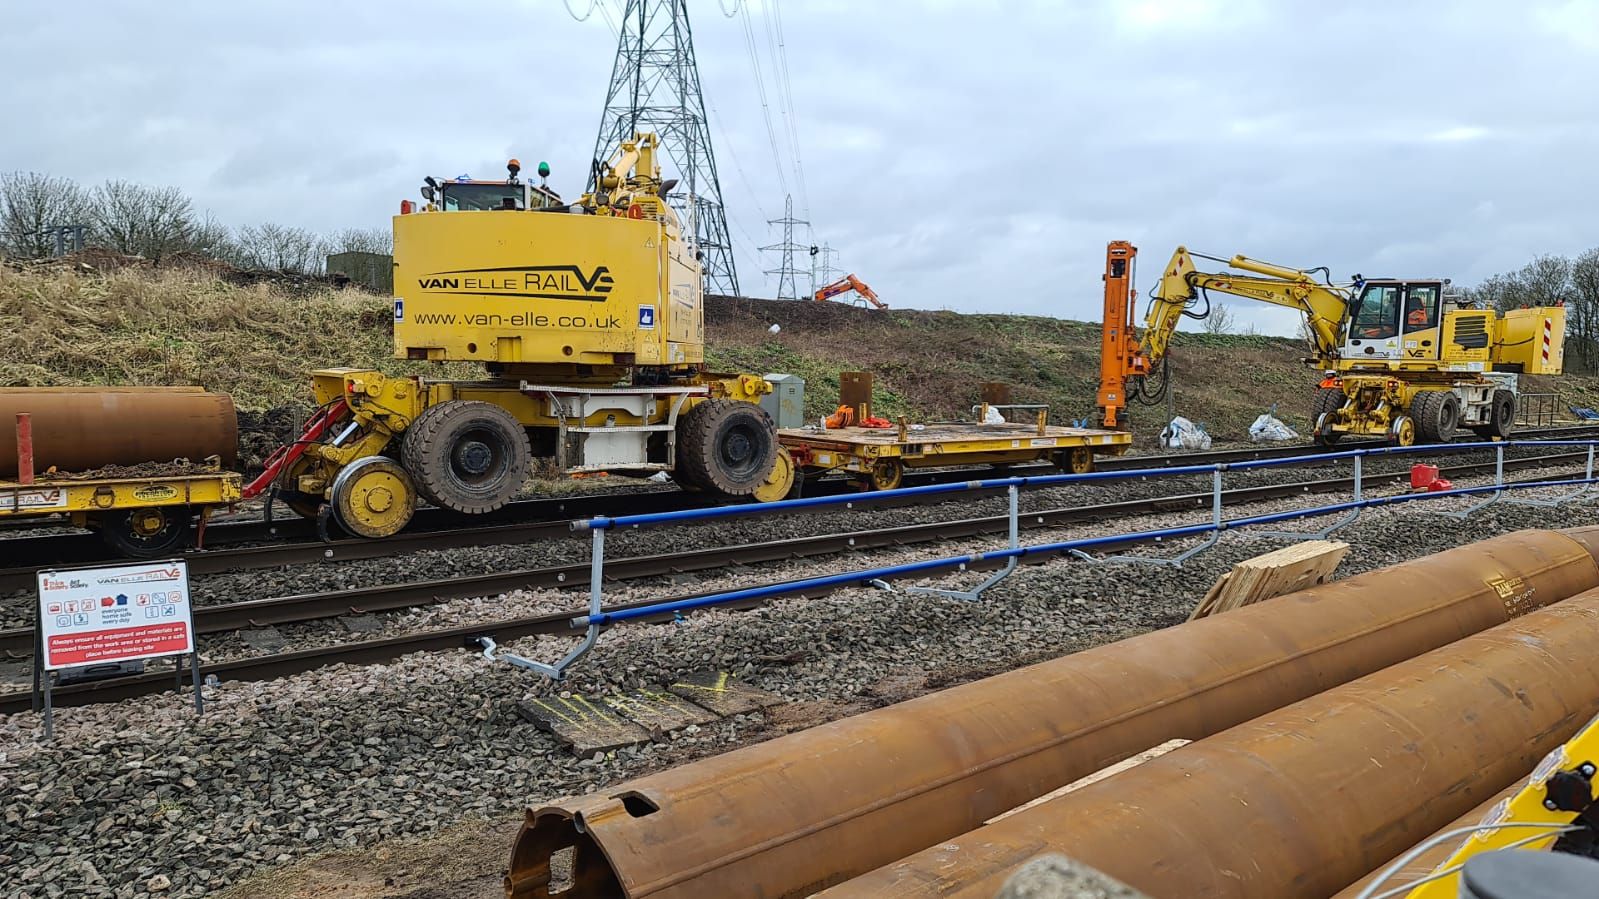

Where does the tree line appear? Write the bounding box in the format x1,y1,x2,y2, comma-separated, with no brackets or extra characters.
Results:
0,171,390,274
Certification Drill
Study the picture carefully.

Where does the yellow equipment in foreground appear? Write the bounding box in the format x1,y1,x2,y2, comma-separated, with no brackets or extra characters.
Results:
271,133,791,538
1139,246,1566,445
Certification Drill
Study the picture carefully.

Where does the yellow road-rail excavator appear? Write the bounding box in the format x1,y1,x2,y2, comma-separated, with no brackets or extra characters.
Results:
1097,242,1566,446
245,133,794,538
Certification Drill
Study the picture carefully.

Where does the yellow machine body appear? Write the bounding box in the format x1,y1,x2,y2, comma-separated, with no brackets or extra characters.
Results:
392,209,703,373
273,133,788,538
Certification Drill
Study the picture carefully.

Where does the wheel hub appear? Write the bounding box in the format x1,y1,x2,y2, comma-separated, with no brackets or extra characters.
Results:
723,431,753,464
131,510,166,537
453,440,494,476
362,485,394,514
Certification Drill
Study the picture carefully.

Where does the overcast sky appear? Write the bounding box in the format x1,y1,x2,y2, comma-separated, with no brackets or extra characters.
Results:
5,0,1597,335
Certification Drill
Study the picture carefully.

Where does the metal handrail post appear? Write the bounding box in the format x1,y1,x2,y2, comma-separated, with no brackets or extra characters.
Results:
907,483,1022,602
1076,468,1223,566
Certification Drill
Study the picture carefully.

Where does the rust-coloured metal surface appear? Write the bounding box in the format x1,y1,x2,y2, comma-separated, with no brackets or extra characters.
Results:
825,594,1599,899
1331,781,1524,898
0,387,237,476
504,529,1599,899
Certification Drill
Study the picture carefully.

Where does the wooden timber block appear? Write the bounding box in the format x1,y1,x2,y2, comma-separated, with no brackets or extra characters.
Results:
601,686,720,738
1189,540,1351,621
987,739,1191,824
517,694,651,758
667,670,786,716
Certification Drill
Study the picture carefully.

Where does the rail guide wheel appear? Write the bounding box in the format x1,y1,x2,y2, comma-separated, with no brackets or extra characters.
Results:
330,457,416,539
1389,414,1417,447
1054,447,1094,474
867,458,903,491
99,506,191,557
674,399,778,497
402,400,532,515
752,446,799,503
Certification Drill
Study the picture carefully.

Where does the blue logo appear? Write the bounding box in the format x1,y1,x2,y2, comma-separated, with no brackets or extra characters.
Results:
115,594,128,605
393,299,404,322
638,306,656,329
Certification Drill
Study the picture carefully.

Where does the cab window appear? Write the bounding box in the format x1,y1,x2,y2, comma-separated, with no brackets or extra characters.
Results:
440,183,522,211
1352,284,1400,340
1403,285,1440,334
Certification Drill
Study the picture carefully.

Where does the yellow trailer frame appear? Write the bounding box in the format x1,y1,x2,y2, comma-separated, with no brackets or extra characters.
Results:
780,421,1132,491
0,469,242,556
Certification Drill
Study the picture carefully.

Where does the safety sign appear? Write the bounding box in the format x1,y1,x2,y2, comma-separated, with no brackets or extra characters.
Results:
36,561,194,671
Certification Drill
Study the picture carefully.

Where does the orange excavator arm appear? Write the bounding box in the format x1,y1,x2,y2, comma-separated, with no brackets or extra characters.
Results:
814,273,888,310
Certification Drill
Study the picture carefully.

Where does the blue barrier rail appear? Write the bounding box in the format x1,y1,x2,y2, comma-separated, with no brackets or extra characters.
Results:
479,439,1599,678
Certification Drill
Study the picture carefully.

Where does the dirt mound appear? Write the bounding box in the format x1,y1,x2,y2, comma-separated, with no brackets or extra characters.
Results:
236,405,313,475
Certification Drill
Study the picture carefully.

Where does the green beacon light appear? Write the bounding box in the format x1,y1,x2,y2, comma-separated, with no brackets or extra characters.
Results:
537,161,551,178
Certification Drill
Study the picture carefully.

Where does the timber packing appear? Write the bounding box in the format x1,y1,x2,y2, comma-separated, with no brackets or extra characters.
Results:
6,4,1599,899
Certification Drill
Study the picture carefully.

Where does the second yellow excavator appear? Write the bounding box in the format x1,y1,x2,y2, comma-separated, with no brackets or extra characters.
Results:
1098,243,1566,445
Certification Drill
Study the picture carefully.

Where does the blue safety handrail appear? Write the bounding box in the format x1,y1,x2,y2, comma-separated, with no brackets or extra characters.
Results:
574,471,1599,627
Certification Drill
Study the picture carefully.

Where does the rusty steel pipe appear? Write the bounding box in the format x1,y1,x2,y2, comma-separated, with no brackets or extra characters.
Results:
505,528,1599,899
16,412,33,485
0,387,237,476
825,594,1599,899
1331,780,1526,899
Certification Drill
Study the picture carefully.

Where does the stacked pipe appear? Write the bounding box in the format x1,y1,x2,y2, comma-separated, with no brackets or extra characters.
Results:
0,387,238,476
823,593,1599,897
504,527,1599,899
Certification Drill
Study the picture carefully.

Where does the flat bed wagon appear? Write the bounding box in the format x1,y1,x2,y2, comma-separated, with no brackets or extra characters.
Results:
0,466,242,556
780,421,1132,491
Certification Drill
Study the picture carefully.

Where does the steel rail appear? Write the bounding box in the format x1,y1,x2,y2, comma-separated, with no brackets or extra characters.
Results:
5,435,1588,591
9,426,1594,570
2,448,1573,658
3,452,1589,712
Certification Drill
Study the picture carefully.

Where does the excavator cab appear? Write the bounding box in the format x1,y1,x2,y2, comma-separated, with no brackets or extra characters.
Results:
1344,280,1448,364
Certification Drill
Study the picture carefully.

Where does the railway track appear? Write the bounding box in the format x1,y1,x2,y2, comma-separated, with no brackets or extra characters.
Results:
3,448,1588,714
6,427,1594,585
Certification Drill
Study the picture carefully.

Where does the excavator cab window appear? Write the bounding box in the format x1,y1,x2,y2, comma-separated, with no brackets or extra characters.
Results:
440,182,524,211
1403,284,1441,333
1351,284,1401,340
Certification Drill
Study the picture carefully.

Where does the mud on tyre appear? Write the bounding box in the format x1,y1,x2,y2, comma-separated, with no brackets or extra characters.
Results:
674,398,778,497
401,400,532,514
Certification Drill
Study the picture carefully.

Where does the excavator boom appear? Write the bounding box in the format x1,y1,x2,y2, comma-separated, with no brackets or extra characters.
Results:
814,273,887,309
1143,246,1350,367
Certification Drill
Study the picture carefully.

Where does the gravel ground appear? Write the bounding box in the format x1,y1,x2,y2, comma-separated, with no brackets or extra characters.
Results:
4,467,1599,897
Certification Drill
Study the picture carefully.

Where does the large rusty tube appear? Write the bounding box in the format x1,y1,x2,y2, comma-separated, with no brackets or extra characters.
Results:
0,387,237,476
1331,781,1526,899
506,528,1599,899
825,593,1599,899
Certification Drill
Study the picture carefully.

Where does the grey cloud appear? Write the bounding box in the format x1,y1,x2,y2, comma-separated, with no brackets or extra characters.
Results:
2,0,1595,335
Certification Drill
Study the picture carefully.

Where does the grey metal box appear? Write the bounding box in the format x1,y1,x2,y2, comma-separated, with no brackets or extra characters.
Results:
761,373,805,429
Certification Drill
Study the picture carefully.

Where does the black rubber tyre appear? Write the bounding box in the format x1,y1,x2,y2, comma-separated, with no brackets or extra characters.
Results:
1414,390,1461,444
1311,388,1345,445
98,507,191,558
674,399,777,497
1475,389,1515,439
401,401,532,514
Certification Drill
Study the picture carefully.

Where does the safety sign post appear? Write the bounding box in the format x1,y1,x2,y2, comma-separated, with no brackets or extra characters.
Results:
32,559,201,739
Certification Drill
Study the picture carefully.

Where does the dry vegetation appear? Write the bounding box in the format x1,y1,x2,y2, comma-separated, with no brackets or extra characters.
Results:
4,263,1596,443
